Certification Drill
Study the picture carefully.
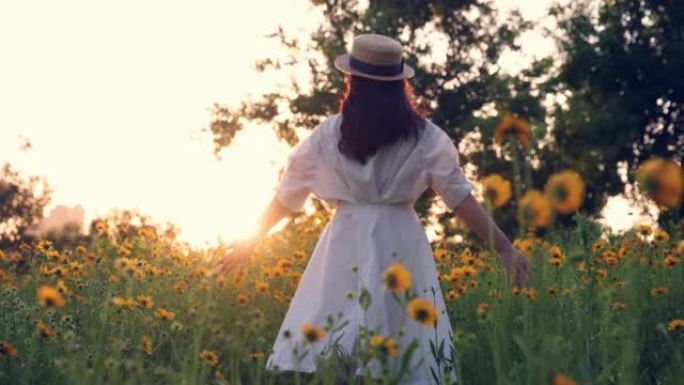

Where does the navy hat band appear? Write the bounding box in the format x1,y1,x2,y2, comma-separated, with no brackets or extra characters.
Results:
348,55,404,77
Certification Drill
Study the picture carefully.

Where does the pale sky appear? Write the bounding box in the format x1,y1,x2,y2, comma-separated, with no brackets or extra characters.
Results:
0,0,651,247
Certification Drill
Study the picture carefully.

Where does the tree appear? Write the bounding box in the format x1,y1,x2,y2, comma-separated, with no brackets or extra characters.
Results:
0,163,51,248
205,0,537,237
544,0,684,221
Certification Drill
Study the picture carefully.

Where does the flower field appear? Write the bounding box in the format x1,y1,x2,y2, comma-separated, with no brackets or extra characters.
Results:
0,203,683,384
1,125,684,385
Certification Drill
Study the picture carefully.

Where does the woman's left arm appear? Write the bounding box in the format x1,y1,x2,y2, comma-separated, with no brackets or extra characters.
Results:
213,195,292,276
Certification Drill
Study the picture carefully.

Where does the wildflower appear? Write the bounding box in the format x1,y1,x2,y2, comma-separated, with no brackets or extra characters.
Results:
591,239,607,252
37,320,57,339
154,307,175,321
663,255,680,267
551,373,577,385
37,285,66,308
676,240,684,256
369,334,399,358
650,287,669,297
523,287,538,301
653,230,669,243
448,266,465,283
611,301,626,310
248,352,265,361
0,343,17,359
545,170,585,214
668,319,684,331
636,157,683,208
111,297,138,310
301,323,325,343
519,190,552,228
636,223,653,237
407,298,438,327
382,262,412,292
141,335,153,356
170,321,184,332
433,248,448,262
137,295,154,309
446,290,459,301
235,294,248,305
494,113,531,147
482,174,512,209
199,349,219,366
476,303,489,315
254,281,269,294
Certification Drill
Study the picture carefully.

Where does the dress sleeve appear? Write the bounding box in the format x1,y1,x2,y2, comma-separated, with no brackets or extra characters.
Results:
274,131,317,212
422,126,473,210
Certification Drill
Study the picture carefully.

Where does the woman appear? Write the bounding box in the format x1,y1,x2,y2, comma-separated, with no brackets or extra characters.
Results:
215,33,530,384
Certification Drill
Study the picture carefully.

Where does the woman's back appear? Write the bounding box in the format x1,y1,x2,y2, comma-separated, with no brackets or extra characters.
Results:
274,112,473,212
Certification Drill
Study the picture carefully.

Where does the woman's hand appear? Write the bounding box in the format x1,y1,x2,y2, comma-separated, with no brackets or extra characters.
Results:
499,247,531,289
212,237,258,278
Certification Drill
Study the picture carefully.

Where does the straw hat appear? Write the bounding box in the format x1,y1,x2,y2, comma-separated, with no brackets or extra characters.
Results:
334,33,415,81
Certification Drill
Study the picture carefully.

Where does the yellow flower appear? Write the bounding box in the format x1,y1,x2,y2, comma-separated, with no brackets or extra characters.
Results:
382,262,412,292
476,302,489,315
369,334,399,358
111,297,138,310
141,335,153,356
154,307,175,321
676,240,684,256
37,285,66,308
545,170,585,214
636,157,684,208
37,320,56,339
663,255,680,267
494,113,531,147
235,293,248,305
636,223,653,236
445,290,460,301
137,295,154,309
482,174,512,209
653,230,669,243
0,342,17,359
199,349,219,366
248,352,265,361
668,319,684,331
407,298,438,327
551,373,578,385
650,287,669,297
301,323,326,343
519,190,552,228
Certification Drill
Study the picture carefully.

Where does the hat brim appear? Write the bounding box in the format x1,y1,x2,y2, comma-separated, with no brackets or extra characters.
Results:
334,53,415,81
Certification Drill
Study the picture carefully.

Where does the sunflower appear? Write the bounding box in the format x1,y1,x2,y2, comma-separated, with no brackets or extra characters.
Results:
37,320,56,339
668,319,684,331
37,285,66,308
154,307,175,321
544,170,585,214
301,323,326,343
0,342,16,359
551,373,578,385
382,262,412,292
494,113,532,147
140,335,153,356
137,295,154,309
519,190,552,228
482,174,512,209
407,298,438,327
199,349,219,366
636,157,684,208
369,334,399,358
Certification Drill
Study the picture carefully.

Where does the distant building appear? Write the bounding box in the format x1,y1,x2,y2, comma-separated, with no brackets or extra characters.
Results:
27,204,85,236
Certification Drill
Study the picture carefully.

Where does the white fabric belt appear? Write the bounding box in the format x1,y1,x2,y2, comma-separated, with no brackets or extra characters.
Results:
335,201,414,212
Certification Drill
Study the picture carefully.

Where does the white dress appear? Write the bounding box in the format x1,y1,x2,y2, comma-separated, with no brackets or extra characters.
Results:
264,113,473,385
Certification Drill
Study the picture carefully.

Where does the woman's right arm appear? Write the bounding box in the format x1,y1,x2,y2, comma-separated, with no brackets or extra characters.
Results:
451,193,530,288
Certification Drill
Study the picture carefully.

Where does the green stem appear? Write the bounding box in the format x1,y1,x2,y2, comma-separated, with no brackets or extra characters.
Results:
510,140,525,238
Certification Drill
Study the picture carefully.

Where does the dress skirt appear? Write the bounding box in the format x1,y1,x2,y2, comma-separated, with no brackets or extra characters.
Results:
265,201,458,385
